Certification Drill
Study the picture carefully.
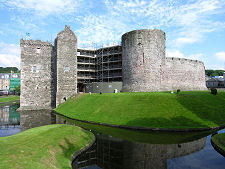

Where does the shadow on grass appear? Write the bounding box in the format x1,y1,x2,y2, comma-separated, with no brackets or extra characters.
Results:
62,118,214,144
175,92,225,127
59,138,79,159
126,116,209,129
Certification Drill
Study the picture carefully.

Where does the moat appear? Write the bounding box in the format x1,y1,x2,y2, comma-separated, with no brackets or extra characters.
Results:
0,104,225,169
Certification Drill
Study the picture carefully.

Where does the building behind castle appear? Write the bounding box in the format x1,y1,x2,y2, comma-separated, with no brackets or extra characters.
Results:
19,26,207,111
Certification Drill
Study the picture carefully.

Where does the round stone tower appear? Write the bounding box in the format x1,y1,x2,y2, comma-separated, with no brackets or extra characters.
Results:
122,29,166,92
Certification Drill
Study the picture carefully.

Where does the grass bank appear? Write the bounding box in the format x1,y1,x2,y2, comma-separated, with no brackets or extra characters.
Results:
57,113,216,144
211,133,225,155
0,124,94,169
0,95,20,104
55,91,225,129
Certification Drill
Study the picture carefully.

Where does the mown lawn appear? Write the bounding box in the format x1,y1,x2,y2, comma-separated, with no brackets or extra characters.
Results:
0,95,20,103
0,124,94,169
55,91,225,129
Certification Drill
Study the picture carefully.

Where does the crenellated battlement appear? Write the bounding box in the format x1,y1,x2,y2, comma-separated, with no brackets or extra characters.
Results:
20,39,52,47
165,57,204,64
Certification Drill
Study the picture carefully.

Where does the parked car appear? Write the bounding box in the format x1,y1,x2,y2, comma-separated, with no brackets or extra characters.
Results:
0,90,9,95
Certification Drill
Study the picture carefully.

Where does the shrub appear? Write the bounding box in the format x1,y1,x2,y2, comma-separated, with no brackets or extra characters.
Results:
210,88,217,95
177,89,181,94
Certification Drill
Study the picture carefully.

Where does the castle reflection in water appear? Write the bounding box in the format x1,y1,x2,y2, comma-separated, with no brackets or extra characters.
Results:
1,106,224,169
0,104,20,128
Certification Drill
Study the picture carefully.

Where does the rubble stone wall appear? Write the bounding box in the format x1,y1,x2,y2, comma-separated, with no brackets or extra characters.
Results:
56,26,77,106
161,57,207,91
19,40,54,110
122,29,166,92
122,29,207,92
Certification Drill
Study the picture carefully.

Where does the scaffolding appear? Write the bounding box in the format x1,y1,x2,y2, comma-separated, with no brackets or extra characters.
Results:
77,44,122,92
96,45,122,82
77,49,96,92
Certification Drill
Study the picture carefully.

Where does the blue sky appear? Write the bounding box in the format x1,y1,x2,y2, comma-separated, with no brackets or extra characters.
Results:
0,0,225,70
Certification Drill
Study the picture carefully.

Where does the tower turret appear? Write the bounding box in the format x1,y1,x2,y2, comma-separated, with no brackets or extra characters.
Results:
56,25,77,106
122,29,166,92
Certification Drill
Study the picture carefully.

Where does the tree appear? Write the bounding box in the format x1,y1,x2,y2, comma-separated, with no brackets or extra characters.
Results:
0,67,19,73
205,69,225,77
14,86,20,95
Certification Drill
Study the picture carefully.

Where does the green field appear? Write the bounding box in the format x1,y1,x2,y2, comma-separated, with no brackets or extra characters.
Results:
0,124,94,169
0,95,20,103
55,91,225,129
212,133,225,153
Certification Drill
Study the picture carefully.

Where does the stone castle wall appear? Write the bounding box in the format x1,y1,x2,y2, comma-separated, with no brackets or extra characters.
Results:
19,26,207,110
161,57,207,91
122,29,166,92
122,29,207,92
56,26,77,106
19,40,55,110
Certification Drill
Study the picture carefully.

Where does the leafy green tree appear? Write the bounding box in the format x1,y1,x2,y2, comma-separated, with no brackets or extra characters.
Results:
14,86,20,95
205,70,225,77
0,67,19,73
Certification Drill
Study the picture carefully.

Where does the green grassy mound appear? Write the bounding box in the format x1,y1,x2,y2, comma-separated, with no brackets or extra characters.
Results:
212,133,225,153
55,91,225,129
0,124,94,169
0,95,20,103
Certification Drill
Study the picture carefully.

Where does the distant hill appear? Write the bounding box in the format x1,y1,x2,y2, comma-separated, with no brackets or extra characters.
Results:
0,67,20,73
205,70,224,77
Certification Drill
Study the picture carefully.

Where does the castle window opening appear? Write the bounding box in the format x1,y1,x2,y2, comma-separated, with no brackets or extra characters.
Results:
32,66,37,72
64,66,70,72
143,53,145,64
36,47,41,53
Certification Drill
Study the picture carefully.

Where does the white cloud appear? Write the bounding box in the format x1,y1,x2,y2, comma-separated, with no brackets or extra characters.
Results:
166,50,185,58
215,52,225,61
0,42,20,68
76,15,127,47
167,49,225,69
104,0,225,47
187,54,204,61
2,0,82,16
206,64,224,70
167,49,205,62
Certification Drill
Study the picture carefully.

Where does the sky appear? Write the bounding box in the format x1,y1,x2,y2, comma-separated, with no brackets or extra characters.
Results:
0,0,225,70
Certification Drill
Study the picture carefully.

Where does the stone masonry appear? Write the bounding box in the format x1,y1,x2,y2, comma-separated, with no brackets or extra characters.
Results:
19,25,77,111
19,40,54,110
56,25,77,106
122,29,166,92
19,26,207,110
122,29,207,92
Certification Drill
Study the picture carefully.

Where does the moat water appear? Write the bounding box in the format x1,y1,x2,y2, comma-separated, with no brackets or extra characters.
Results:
0,104,224,169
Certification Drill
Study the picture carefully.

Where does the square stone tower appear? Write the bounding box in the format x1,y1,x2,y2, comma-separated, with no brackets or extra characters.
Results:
55,25,77,106
19,40,55,110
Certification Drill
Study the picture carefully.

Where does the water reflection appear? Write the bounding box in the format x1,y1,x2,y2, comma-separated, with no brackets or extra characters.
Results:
56,113,217,144
56,114,225,169
0,106,65,137
20,109,57,131
0,104,20,136
1,106,224,169
73,133,206,169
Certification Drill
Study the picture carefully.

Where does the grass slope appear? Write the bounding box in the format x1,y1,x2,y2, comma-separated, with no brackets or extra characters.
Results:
55,91,225,129
0,124,94,169
212,133,225,153
0,95,20,103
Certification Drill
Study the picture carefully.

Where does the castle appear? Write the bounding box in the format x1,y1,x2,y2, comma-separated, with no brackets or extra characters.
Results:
19,26,207,111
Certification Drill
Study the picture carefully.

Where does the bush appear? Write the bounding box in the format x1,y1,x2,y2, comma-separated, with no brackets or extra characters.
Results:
177,89,181,94
211,88,217,95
